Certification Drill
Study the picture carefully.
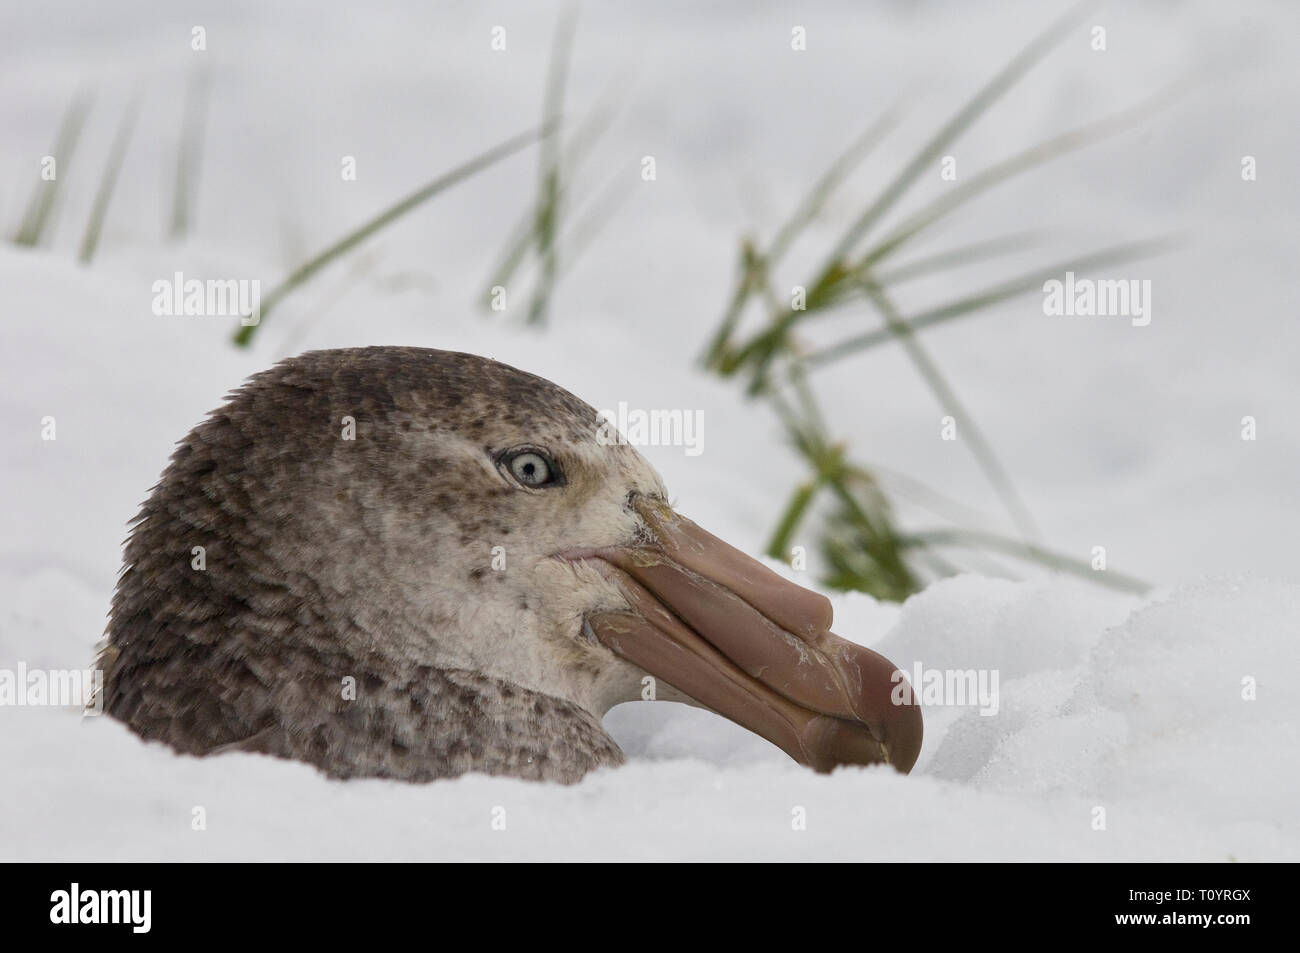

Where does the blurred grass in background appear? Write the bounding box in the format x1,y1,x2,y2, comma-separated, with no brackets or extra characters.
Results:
700,3,1167,598
5,4,1171,600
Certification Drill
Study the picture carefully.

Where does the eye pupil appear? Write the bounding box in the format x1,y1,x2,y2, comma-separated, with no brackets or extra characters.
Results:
503,449,557,488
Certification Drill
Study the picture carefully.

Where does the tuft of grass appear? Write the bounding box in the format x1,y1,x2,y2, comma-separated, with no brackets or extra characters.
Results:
480,8,629,325
526,7,578,325
701,3,1163,600
233,124,556,346
78,96,141,264
169,69,211,240
701,102,905,369
12,92,94,247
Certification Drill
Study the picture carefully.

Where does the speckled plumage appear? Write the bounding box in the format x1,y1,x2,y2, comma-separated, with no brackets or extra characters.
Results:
100,347,665,783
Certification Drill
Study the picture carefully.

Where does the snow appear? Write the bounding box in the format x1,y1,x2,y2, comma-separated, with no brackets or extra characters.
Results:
2,0,1298,860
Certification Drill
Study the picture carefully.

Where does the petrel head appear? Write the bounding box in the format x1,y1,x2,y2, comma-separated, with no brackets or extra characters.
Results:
100,346,921,782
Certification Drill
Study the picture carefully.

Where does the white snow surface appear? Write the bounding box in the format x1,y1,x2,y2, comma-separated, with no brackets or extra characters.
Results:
1,0,1297,860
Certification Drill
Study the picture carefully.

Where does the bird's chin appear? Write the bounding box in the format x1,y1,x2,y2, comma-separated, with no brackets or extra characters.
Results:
559,498,923,774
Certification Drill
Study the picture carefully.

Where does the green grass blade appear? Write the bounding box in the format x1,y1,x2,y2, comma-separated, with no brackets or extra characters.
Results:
559,172,637,265
856,277,1044,543
902,528,1150,594
169,69,212,240
701,241,768,371
478,94,621,309
768,100,905,266
806,236,1179,364
850,462,997,529
78,97,140,264
823,0,1092,266
701,101,903,369
872,231,1045,285
851,85,1182,274
526,7,580,325
821,478,922,598
765,480,822,561
13,91,93,247
232,123,554,346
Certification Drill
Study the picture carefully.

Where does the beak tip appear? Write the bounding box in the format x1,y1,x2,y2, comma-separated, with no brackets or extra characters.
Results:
604,501,925,778
883,700,924,774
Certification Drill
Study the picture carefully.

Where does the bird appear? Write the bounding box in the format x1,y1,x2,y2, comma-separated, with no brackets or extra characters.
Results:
97,346,922,783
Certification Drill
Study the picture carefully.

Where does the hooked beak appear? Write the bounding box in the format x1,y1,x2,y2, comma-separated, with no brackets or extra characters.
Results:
564,498,923,774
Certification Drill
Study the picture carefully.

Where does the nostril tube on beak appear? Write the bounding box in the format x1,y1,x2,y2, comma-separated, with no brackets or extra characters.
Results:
632,497,834,638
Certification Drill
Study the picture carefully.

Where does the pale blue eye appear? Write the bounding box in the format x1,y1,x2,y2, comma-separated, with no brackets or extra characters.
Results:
510,452,550,485
496,447,563,489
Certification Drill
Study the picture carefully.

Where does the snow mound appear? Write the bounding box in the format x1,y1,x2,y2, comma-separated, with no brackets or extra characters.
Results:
3,573,1294,861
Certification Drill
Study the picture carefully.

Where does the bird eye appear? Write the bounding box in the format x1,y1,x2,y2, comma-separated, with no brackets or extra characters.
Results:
498,448,563,489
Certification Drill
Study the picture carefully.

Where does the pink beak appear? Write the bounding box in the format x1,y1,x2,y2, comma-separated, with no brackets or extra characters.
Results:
565,498,923,774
